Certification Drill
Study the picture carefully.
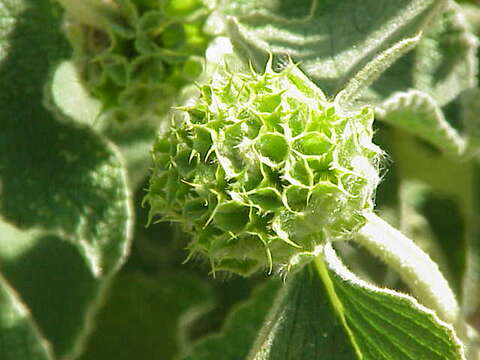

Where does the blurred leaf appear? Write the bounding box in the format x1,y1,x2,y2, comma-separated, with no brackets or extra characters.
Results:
367,1,478,106
225,0,446,98
182,278,281,360
460,3,480,35
0,224,102,359
50,60,159,189
376,90,465,156
0,272,53,360
0,111,132,276
50,61,102,127
390,131,472,201
462,162,480,318
79,271,214,360
459,90,480,317
321,243,465,360
461,88,480,152
248,267,356,360
390,130,471,299
397,180,456,292
0,0,132,277
0,0,132,358
98,118,158,190
412,2,478,105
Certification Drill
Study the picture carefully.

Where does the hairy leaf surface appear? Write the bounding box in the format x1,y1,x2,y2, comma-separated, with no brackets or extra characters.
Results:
225,0,446,99
377,90,465,155
0,0,132,358
368,2,478,106
321,243,465,360
247,266,356,360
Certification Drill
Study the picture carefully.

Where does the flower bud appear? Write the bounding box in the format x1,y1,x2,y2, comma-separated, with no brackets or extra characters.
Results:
62,0,212,122
146,61,383,275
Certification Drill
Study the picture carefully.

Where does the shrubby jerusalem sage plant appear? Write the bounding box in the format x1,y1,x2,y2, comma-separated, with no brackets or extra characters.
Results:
1,0,480,359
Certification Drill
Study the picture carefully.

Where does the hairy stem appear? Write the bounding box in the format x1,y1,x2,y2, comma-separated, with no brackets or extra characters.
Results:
355,212,459,325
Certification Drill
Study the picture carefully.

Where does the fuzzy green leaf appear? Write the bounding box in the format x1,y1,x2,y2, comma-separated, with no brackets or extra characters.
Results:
0,0,132,358
181,279,281,360
320,243,465,360
247,266,357,360
51,60,159,189
461,162,480,319
396,180,461,296
0,223,103,359
0,0,131,278
459,90,480,316
225,0,446,99
366,2,478,106
376,90,466,155
79,272,214,360
461,88,480,153
0,272,53,360
389,131,474,309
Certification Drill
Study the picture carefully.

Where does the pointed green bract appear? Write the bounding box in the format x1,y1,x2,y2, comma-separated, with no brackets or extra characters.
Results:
146,62,382,275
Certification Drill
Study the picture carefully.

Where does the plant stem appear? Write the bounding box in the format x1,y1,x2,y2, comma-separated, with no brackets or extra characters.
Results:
354,212,460,325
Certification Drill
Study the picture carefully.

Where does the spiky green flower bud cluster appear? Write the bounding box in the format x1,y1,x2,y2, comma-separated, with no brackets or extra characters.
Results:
146,62,383,275
63,0,212,122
